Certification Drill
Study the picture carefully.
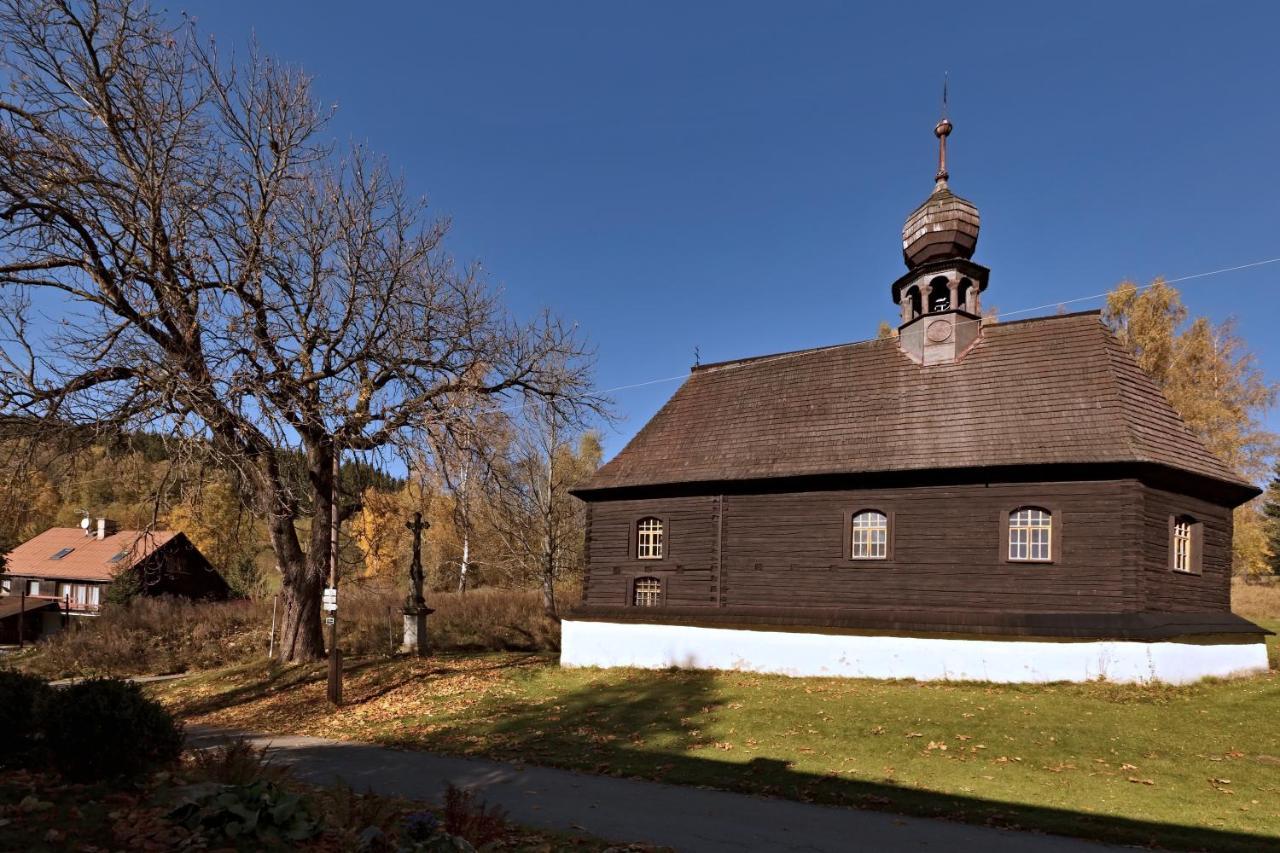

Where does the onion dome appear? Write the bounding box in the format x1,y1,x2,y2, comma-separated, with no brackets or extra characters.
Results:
901,117,980,269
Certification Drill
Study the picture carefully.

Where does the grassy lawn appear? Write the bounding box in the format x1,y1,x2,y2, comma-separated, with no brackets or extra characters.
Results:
153,647,1280,852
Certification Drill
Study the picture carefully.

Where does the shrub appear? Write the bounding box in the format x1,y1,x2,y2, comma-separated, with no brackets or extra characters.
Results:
0,670,51,768
187,738,288,786
38,677,184,782
168,779,321,847
441,784,508,847
19,596,269,679
315,782,404,852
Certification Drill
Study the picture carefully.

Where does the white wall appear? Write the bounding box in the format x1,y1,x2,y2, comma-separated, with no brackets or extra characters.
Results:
561,620,1270,684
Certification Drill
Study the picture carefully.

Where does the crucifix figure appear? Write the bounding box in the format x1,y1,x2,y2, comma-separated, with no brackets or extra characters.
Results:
401,511,434,656
405,511,428,609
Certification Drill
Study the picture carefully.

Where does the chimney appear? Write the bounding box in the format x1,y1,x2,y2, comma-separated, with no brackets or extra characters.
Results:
96,518,117,540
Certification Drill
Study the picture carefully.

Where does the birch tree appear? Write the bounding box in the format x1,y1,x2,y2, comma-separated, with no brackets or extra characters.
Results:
485,399,601,618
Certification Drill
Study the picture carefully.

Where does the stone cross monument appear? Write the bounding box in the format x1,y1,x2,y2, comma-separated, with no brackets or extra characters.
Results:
401,511,434,656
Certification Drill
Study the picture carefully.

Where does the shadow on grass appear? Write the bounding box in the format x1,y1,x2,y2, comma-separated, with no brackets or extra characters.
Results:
458,670,1278,853
172,654,544,720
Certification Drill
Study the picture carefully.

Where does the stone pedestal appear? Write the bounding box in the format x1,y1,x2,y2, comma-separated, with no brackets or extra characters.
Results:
401,605,433,656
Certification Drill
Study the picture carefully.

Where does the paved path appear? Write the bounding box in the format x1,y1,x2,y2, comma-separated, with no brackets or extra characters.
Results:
187,726,1118,853
50,672,189,687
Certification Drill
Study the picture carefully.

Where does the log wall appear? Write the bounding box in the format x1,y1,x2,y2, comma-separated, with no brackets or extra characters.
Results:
580,478,1234,617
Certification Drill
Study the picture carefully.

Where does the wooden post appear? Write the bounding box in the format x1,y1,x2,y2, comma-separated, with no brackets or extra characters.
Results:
268,594,278,659
17,584,25,649
327,444,342,706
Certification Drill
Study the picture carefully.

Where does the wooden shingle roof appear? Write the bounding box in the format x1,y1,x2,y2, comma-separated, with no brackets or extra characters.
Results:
582,311,1251,494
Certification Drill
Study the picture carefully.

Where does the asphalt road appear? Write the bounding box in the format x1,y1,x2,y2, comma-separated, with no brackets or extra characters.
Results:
187,725,1120,853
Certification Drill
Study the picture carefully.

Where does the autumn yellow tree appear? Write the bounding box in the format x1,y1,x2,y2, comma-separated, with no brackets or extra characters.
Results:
1105,279,1278,573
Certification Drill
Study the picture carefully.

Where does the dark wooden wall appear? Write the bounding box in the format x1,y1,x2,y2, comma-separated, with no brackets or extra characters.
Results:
583,496,720,608
581,477,1233,616
140,540,232,601
1138,484,1232,612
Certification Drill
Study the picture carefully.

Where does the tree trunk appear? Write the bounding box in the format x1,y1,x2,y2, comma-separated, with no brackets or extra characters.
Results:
265,441,335,663
277,563,326,662
541,551,557,620
457,532,469,593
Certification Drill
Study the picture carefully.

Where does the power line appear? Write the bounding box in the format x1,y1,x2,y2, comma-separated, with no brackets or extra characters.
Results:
985,256,1280,324
597,254,1280,390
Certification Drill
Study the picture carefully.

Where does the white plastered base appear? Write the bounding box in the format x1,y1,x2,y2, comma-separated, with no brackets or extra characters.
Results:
560,620,1270,684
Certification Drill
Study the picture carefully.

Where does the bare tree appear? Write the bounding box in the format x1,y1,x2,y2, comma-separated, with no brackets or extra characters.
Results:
0,0,598,660
485,396,601,619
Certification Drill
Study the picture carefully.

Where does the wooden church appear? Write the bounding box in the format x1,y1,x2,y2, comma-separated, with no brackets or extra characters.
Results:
562,115,1270,683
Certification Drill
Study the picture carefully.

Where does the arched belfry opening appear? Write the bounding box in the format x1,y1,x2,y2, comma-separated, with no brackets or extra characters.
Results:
928,276,951,312
888,105,990,366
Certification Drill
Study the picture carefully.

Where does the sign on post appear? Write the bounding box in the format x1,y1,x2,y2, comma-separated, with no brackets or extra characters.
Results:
322,587,338,612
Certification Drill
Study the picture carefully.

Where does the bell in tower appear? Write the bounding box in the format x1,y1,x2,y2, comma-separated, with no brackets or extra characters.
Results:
891,100,990,365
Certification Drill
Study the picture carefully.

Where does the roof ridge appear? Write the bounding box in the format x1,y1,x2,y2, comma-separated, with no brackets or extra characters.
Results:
692,337,889,374
693,310,1104,374
989,308,1102,328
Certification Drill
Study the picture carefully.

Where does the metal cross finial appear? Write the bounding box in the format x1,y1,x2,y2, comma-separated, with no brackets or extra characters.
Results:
934,73,952,185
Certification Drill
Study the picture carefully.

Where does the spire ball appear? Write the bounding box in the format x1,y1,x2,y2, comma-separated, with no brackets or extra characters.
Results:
900,114,980,270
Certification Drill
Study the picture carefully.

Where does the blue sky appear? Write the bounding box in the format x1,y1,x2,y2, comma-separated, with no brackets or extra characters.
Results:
176,1,1280,460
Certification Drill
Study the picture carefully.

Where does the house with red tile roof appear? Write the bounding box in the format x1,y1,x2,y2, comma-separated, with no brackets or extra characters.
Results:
0,518,229,627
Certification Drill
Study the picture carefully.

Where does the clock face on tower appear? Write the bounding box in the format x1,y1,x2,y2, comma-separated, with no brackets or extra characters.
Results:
926,318,954,343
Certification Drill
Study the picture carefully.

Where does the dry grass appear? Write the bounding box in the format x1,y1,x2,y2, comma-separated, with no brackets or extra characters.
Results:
12,585,568,679
1231,576,1280,621
16,596,267,679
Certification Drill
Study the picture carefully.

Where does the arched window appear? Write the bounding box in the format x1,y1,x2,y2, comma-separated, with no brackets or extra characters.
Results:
636,517,664,560
1009,507,1052,562
633,576,662,607
1172,517,1192,573
1169,515,1201,574
850,510,889,559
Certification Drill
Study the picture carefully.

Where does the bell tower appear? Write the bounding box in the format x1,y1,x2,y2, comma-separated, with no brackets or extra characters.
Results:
891,103,989,365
